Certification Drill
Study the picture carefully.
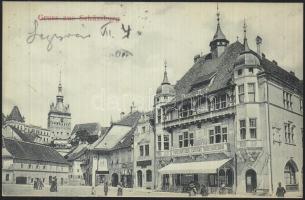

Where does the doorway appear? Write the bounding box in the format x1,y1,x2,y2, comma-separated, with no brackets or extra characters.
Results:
137,170,142,187
245,169,257,193
112,173,119,187
16,177,27,184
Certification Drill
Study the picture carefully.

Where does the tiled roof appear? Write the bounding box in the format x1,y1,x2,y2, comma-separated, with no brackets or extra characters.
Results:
174,41,244,101
72,123,101,136
6,106,25,122
90,112,141,151
260,58,303,95
100,127,109,136
112,111,141,127
171,41,303,103
111,126,136,150
3,138,69,164
65,143,87,161
8,125,37,143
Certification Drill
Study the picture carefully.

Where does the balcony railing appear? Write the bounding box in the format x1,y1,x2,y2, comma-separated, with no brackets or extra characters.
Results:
163,106,235,129
237,140,264,149
156,143,231,158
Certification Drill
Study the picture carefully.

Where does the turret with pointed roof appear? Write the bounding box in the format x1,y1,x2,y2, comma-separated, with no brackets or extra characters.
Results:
156,61,175,97
6,106,25,123
234,19,260,67
209,4,229,58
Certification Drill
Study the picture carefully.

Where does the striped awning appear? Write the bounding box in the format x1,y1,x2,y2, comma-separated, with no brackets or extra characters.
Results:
158,158,232,174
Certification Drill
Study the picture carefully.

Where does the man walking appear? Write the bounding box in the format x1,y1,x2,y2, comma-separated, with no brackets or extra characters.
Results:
104,181,109,196
276,182,286,198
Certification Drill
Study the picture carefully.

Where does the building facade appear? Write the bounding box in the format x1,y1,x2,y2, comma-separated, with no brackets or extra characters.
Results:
84,110,141,187
154,10,303,196
2,138,70,185
4,106,52,144
133,112,155,189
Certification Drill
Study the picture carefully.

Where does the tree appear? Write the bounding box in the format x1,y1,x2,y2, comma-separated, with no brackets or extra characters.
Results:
70,129,90,146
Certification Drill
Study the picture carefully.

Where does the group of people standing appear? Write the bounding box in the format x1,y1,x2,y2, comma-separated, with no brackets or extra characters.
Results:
188,182,209,197
33,178,44,190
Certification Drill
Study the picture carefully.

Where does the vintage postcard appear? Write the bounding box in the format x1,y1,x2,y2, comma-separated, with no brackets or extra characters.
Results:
2,1,303,198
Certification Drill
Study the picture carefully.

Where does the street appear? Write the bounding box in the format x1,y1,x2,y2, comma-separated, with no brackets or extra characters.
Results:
2,184,302,198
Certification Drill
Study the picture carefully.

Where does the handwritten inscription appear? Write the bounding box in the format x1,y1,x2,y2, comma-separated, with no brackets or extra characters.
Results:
100,22,112,37
26,20,136,53
112,49,133,58
26,20,91,51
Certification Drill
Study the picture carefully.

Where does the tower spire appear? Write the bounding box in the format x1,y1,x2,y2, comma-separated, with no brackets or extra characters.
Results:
243,18,250,51
216,3,220,25
59,68,62,84
162,60,169,85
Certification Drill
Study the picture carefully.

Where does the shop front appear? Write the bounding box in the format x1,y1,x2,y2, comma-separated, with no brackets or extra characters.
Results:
158,158,234,194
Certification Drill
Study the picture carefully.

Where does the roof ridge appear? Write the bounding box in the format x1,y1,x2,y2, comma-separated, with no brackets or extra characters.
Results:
4,137,50,148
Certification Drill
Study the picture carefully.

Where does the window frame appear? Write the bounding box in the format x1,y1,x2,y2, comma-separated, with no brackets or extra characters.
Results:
163,135,170,150
240,120,246,140
249,118,257,139
140,145,144,156
247,83,256,102
157,135,162,150
238,84,245,103
145,144,149,156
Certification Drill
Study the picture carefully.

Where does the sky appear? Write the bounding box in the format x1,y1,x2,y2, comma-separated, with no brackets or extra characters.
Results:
3,2,303,128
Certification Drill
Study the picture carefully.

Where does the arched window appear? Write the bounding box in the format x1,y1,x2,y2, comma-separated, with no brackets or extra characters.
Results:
146,170,152,182
284,161,297,186
219,169,226,184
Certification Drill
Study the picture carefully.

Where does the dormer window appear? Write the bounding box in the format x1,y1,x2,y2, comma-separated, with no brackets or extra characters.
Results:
238,69,242,76
249,67,253,73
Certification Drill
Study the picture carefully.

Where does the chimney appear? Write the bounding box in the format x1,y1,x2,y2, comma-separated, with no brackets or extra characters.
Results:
194,54,200,63
272,60,277,65
120,112,125,119
130,102,136,113
256,36,262,58
290,71,295,76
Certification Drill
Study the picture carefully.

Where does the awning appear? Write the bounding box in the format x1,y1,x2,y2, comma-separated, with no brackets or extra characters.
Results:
158,158,232,174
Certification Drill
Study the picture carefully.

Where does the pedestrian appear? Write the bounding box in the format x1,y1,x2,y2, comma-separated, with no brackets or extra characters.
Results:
220,182,226,194
54,177,58,192
104,181,109,196
50,179,55,192
276,182,286,198
117,182,123,196
33,179,37,190
200,184,208,196
91,186,96,195
188,182,197,196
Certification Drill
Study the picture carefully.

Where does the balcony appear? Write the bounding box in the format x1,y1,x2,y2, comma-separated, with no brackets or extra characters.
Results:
156,143,231,158
237,140,264,149
163,106,235,129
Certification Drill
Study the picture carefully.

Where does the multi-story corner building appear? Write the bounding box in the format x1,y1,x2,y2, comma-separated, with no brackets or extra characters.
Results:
154,10,303,196
84,109,141,187
133,111,155,189
48,74,72,142
2,137,70,185
4,106,52,144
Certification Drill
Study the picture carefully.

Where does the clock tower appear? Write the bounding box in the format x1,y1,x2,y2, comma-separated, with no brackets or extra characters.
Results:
48,70,71,141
